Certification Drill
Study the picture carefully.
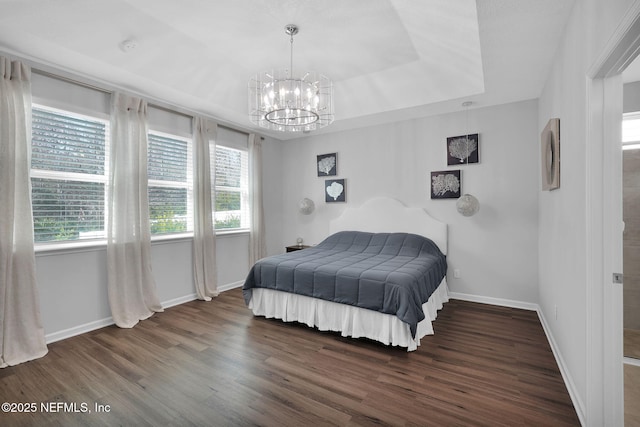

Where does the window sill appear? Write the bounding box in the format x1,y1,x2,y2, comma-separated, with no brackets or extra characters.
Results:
149,229,250,242
34,229,250,256
215,229,250,238
150,232,193,244
35,239,107,256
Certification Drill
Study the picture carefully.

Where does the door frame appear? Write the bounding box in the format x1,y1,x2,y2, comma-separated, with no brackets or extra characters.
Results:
586,2,640,424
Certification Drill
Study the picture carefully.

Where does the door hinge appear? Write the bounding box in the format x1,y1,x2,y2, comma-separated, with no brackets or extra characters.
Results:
613,273,623,284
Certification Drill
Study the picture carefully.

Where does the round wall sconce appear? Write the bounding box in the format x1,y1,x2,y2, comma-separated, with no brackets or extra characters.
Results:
456,194,480,217
298,198,315,215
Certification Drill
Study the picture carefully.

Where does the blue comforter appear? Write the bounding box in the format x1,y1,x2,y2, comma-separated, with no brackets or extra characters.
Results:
243,231,447,338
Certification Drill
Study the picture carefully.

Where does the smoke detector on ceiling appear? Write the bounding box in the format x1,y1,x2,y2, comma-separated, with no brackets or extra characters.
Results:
120,39,138,53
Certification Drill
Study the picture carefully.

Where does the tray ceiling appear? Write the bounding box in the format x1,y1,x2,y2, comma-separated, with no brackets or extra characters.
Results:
0,0,575,139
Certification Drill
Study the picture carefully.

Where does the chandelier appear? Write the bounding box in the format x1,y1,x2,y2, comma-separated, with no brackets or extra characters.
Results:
249,24,334,132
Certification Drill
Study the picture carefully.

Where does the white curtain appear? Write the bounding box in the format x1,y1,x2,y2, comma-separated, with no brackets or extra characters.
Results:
107,92,163,328
249,133,267,265
192,117,218,300
0,57,48,367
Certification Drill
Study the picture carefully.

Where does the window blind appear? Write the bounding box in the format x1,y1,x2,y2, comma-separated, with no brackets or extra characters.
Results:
31,106,108,242
148,131,192,234
213,145,249,230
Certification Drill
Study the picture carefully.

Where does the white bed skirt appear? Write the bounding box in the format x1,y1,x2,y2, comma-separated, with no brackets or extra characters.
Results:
247,279,449,351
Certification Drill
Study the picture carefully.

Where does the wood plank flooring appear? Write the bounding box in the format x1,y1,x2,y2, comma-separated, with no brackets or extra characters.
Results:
625,364,640,426
0,289,579,426
625,328,640,359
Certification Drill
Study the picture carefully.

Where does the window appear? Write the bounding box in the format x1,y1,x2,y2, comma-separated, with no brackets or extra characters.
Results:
623,112,640,150
148,131,193,235
30,82,249,243
213,145,249,231
31,105,108,242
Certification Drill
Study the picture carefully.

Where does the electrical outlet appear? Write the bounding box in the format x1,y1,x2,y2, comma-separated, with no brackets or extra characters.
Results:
453,269,461,279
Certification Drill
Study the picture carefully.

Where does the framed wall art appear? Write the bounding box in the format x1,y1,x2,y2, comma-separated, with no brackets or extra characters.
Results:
317,153,337,176
430,170,461,199
447,134,479,165
541,118,560,191
325,179,346,202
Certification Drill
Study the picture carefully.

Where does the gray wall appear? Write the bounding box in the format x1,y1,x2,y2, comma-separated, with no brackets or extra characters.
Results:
537,0,638,421
624,81,640,113
273,99,540,304
36,134,283,342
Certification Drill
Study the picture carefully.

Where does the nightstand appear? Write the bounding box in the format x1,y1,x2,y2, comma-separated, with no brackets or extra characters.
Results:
286,245,311,252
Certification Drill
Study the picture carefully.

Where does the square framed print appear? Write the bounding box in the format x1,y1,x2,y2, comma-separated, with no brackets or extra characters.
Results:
317,153,337,176
430,170,461,199
325,179,346,202
447,134,479,165
541,118,560,191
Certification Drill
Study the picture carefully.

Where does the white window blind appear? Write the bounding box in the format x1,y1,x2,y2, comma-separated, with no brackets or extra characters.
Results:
148,131,193,234
213,145,249,231
31,105,108,242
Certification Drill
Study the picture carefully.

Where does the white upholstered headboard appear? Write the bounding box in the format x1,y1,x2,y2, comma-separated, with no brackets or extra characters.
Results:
329,197,448,255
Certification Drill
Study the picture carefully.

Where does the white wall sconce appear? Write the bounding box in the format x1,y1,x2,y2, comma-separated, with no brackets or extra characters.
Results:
298,197,315,215
456,194,480,217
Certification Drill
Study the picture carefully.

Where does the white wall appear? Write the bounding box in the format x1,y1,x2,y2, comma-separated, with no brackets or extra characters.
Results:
32,93,541,341
537,0,637,423
36,237,237,340
36,137,283,342
276,99,540,304
537,1,589,413
624,81,640,113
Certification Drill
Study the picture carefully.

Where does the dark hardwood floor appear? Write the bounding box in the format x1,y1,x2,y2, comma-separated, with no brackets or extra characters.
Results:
0,288,579,426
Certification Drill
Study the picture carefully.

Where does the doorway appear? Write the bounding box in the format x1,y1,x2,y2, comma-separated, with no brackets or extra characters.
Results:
622,62,640,426
621,108,640,362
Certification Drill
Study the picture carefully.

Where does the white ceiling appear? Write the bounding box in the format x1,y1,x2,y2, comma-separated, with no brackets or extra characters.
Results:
0,0,576,140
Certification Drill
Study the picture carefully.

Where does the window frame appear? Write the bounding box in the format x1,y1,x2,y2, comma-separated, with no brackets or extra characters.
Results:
147,129,194,236
31,103,110,247
213,143,250,233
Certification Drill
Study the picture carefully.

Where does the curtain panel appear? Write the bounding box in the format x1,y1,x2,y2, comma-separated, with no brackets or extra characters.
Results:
107,93,163,328
0,57,48,367
248,133,267,266
192,117,218,300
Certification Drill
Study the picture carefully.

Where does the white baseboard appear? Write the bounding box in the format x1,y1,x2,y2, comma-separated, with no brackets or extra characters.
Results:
162,293,198,308
448,291,538,311
45,317,115,344
44,281,243,344
448,291,585,426
217,280,244,293
537,309,586,426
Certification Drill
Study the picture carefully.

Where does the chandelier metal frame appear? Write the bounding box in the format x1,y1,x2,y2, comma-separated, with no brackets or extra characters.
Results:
249,24,334,132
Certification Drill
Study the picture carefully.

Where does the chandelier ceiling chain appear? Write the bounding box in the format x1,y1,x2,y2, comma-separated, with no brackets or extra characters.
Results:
456,100,480,217
249,24,334,133
286,24,297,78
462,100,472,165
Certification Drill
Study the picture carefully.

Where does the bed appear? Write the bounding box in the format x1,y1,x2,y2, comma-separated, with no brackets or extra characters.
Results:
242,197,449,351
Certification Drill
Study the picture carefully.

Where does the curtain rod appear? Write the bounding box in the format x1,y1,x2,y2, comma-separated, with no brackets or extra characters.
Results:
31,68,262,139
